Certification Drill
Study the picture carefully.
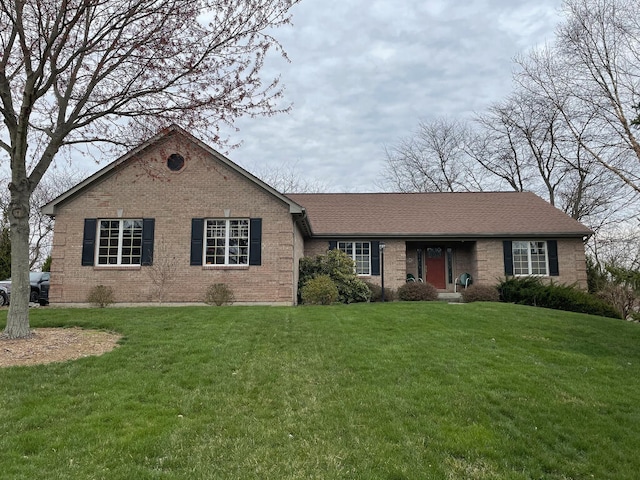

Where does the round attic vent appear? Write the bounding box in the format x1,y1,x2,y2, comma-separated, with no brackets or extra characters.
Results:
167,153,185,172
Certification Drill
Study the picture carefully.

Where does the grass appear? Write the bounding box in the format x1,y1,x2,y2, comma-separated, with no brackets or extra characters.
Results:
1,302,640,479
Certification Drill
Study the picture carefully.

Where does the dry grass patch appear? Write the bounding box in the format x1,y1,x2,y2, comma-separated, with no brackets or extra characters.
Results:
0,327,121,367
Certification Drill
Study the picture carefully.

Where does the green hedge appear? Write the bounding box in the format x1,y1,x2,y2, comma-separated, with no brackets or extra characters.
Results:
498,277,620,319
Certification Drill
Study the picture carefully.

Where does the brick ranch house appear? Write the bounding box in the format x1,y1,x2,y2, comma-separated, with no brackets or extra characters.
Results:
42,125,593,305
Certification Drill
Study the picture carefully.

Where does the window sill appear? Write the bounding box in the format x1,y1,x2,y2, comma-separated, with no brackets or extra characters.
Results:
94,265,141,271
202,265,250,270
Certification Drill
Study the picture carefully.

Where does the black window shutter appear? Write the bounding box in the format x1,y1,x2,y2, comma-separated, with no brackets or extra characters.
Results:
370,241,380,276
190,218,204,266
141,218,155,266
548,240,559,276
328,241,337,250
82,219,97,266
503,240,513,276
249,218,262,266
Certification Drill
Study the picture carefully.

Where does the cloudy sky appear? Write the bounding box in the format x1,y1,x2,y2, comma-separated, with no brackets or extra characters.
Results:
217,0,565,192
59,0,564,192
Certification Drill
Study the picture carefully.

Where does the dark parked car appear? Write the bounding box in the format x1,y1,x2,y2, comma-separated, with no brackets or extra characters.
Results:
0,285,8,307
0,272,50,306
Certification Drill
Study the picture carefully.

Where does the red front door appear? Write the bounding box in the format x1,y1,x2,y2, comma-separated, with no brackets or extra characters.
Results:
425,247,446,289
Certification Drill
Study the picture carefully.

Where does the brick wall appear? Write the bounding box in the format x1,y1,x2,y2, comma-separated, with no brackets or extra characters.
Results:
49,135,299,305
476,238,589,289
302,238,588,293
52,134,589,306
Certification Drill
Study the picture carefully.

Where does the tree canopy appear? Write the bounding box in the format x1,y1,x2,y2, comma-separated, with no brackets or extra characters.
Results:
0,0,299,338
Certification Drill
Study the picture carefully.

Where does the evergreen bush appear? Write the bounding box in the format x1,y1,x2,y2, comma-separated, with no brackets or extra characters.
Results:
298,249,370,304
498,277,620,318
300,275,339,305
42,255,52,272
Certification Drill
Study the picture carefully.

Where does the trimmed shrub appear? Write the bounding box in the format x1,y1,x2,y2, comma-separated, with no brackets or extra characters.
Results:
299,249,370,304
301,275,339,305
499,276,544,304
204,283,235,306
461,284,500,303
397,281,438,301
498,277,620,318
337,276,371,304
87,285,114,308
365,281,396,302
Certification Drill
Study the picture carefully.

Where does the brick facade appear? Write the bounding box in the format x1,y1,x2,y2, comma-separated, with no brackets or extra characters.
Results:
306,238,588,293
49,134,301,305
474,238,588,289
46,128,591,305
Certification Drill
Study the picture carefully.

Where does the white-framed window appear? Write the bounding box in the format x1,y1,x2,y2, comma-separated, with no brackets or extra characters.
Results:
512,241,548,276
204,219,249,265
97,219,143,265
338,241,371,275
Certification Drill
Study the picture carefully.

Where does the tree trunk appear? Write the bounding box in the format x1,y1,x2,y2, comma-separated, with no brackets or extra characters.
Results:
2,184,32,339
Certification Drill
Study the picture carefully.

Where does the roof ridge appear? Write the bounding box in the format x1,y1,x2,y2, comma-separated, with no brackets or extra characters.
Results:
287,191,535,196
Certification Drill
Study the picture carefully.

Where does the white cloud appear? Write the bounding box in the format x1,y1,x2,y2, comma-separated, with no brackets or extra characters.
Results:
70,0,565,193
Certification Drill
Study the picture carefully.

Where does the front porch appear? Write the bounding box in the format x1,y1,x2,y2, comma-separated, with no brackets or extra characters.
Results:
404,241,477,293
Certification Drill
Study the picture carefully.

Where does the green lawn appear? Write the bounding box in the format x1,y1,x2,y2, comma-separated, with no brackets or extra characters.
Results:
1,302,639,479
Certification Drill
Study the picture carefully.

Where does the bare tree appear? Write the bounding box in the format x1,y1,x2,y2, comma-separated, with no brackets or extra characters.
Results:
0,0,299,338
0,166,82,270
251,160,329,193
470,88,633,229
516,0,640,195
146,239,179,304
381,118,484,192
588,224,640,269
470,94,549,193
28,167,83,269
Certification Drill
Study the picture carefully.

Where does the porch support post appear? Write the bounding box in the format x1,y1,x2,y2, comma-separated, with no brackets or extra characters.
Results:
379,242,386,302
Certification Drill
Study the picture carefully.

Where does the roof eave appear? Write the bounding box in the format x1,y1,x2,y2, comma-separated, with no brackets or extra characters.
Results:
293,211,313,237
308,232,593,239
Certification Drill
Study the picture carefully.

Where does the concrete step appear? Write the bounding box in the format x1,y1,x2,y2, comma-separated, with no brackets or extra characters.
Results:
438,292,463,303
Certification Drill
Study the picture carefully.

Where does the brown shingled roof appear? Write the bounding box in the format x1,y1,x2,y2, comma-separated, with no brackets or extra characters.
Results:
286,192,593,238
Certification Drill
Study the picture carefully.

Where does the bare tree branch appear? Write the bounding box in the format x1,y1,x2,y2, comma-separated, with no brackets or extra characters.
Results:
0,0,300,338
516,0,640,195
